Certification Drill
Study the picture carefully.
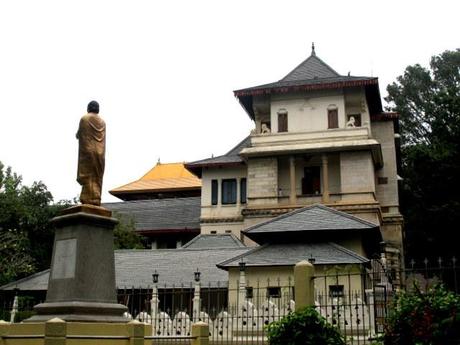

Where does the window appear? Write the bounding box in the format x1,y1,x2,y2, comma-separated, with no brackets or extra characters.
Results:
210,230,217,234
245,287,253,299
378,177,388,185
347,114,361,127
225,230,232,233
302,167,321,195
267,287,281,298
278,110,288,132
240,178,247,204
328,109,338,129
211,179,218,205
222,179,237,204
329,285,344,298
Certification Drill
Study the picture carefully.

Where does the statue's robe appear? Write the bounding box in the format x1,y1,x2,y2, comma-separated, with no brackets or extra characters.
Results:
76,112,106,205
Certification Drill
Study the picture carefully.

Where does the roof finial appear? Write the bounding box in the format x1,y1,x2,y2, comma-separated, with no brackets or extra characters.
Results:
311,42,316,56
157,157,161,164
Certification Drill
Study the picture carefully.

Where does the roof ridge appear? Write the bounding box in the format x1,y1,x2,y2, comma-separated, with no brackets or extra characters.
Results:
216,244,266,268
225,136,250,156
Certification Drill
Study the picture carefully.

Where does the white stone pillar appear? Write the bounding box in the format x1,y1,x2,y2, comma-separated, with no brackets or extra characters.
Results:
9,295,18,323
151,283,159,334
192,282,201,322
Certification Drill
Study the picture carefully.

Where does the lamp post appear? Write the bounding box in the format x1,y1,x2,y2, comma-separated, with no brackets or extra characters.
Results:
238,260,247,308
193,269,201,322
151,271,160,334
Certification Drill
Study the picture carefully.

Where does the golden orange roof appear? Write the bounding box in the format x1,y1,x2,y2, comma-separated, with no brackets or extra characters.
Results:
110,162,201,195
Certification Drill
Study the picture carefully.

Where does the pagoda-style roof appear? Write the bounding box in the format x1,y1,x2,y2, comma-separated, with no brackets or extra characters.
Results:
110,162,201,201
186,137,250,177
234,45,383,119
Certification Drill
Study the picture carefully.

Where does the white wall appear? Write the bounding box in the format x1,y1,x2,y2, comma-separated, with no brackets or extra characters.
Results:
270,90,346,133
201,166,247,219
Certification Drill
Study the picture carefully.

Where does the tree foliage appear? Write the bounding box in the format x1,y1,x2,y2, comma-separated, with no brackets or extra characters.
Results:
267,306,345,345
113,212,144,250
384,284,460,345
385,49,460,258
0,162,66,285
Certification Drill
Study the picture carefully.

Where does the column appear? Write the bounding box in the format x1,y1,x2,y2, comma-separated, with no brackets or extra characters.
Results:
289,156,297,205
321,154,330,203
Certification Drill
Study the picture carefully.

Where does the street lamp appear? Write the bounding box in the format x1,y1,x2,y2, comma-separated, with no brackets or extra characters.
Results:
152,270,159,284
239,261,246,272
194,269,201,282
308,255,316,264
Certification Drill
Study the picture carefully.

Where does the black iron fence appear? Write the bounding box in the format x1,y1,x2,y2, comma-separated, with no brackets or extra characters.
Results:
1,257,459,344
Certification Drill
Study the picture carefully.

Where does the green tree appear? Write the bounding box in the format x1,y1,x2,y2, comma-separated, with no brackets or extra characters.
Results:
0,162,66,285
113,212,144,249
384,284,460,344
267,306,345,345
385,49,460,258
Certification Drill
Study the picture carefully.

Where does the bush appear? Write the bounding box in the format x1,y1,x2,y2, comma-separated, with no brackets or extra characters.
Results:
384,284,460,345
267,306,345,345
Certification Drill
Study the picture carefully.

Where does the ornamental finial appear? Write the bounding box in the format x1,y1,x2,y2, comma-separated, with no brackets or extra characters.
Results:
311,42,316,56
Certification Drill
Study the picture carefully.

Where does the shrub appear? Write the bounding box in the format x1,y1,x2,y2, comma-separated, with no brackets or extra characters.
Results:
384,284,460,345
267,306,345,345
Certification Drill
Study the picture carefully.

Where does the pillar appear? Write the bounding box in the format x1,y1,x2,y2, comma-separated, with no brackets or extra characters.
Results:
289,156,297,205
321,154,330,203
128,320,145,345
191,322,209,345
192,281,201,322
294,260,315,311
45,318,66,345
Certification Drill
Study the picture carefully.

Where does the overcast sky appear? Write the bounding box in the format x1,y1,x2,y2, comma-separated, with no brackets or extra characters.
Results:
0,0,458,203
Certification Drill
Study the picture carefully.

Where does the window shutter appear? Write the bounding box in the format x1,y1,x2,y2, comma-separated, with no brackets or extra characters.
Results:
240,178,247,204
278,113,288,132
328,109,338,129
211,179,218,205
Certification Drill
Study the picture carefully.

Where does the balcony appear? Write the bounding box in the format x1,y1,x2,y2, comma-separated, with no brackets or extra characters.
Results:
240,127,382,165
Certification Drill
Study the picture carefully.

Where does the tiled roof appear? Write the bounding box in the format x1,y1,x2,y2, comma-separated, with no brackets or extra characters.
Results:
104,197,201,232
110,162,201,196
243,204,378,235
186,137,250,175
1,247,251,290
281,53,339,81
182,234,246,249
217,242,369,269
233,49,383,119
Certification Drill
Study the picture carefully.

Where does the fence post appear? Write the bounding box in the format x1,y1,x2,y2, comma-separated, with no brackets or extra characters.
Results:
128,320,145,345
45,317,67,345
192,321,209,345
0,320,10,344
294,260,315,311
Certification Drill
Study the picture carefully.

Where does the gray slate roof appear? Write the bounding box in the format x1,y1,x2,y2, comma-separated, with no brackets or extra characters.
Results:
218,242,369,269
281,53,339,81
1,247,251,291
187,137,249,168
103,197,200,232
182,234,246,249
243,204,378,235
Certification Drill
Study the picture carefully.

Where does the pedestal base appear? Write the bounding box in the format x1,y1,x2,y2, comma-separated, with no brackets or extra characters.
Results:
24,205,127,323
27,301,128,323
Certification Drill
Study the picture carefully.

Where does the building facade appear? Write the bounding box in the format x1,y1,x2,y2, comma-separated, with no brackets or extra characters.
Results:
187,46,403,264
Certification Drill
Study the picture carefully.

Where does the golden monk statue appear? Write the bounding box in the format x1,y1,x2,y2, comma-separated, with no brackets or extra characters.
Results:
76,101,106,206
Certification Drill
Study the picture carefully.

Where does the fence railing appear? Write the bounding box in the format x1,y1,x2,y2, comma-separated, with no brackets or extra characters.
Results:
1,257,459,344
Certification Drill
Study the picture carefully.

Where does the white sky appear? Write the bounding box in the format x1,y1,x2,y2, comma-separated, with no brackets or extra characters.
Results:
0,0,458,203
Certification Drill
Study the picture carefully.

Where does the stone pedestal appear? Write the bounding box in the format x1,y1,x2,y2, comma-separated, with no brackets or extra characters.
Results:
26,205,127,322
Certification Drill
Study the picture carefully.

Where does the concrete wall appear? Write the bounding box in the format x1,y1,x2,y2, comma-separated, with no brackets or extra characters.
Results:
247,158,278,206
340,151,376,200
372,121,400,213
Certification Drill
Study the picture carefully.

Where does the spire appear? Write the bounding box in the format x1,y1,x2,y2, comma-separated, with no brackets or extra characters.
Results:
311,42,316,56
